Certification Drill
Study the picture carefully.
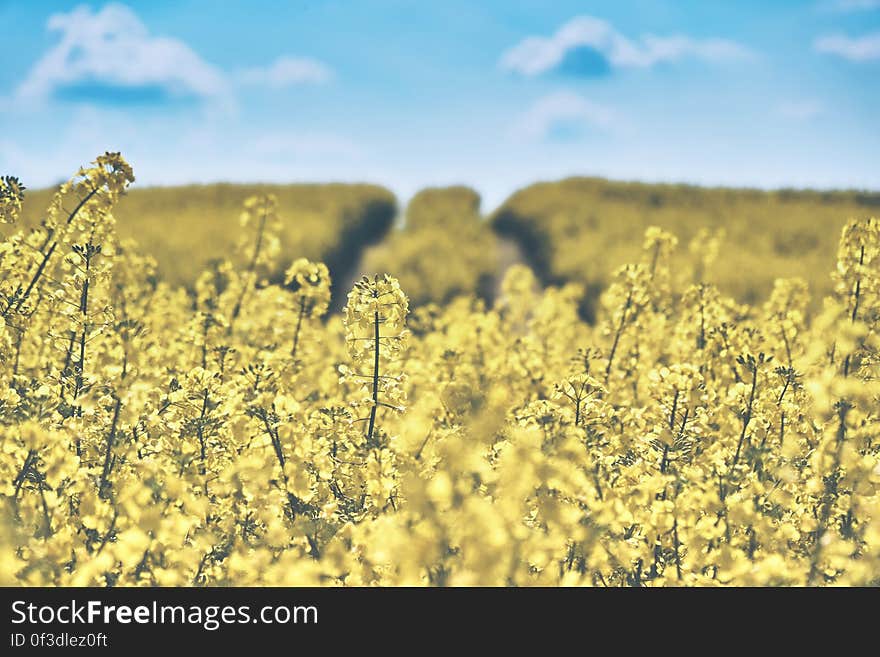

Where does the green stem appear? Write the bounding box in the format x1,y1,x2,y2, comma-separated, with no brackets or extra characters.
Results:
291,298,306,359
604,288,633,383
732,364,758,468
99,396,123,498
366,310,380,445
229,197,268,330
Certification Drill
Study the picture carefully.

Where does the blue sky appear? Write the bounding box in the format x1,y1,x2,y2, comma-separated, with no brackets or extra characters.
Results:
1,0,878,209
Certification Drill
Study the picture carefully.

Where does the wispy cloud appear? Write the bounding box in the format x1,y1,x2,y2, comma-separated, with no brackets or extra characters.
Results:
776,100,824,120
512,91,618,141
500,16,753,77
814,32,880,61
250,132,361,159
15,4,230,106
237,56,333,88
0,105,143,184
0,105,365,189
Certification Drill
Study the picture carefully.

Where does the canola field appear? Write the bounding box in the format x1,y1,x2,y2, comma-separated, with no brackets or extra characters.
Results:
0,153,878,586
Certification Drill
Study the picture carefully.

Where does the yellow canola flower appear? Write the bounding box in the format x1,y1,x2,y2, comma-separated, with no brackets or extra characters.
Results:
0,155,878,587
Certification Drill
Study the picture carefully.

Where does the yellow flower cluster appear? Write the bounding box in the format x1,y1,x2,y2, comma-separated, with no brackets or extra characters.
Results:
0,176,26,225
285,258,331,361
0,154,878,586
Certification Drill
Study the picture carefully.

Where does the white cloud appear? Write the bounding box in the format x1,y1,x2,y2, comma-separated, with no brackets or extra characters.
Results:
776,100,824,120
12,4,333,110
15,4,230,105
512,91,617,140
237,56,333,88
814,32,880,60
500,16,753,77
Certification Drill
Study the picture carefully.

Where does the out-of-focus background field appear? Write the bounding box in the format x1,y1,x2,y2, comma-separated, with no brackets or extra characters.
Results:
492,179,880,318
19,184,396,303
15,179,880,316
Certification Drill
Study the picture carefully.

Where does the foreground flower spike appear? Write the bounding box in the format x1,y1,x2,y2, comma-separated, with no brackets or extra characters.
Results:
342,274,409,446
228,193,282,331
285,258,331,359
1,152,134,319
